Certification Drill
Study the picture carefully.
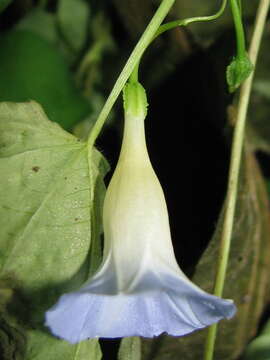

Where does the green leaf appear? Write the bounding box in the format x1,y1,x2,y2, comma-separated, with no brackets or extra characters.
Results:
57,0,90,53
26,331,102,360
244,320,270,360
0,0,12,13
0,101,108,359
118,337,141,360
16,8,58,45
226,54,254,93
0,30,91,130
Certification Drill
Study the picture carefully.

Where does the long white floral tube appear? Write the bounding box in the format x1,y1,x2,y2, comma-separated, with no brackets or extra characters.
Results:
45,82,236,343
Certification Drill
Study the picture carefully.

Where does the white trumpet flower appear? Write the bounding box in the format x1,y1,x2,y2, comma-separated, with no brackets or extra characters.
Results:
45,82,236,343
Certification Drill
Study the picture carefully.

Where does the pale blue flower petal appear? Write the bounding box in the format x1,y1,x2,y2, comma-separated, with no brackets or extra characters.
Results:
45,272,236,343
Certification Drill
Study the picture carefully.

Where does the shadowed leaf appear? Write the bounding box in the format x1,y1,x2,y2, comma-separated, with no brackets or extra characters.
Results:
57,0,90,53
0,30,91,131
243,319,270,360
16,8,58,45
0,0,12,13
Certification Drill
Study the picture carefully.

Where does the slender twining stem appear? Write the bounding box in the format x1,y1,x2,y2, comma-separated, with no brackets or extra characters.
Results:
230,0,246,58
155,0,227,38
204,1,270,359
131,0,227,81
131,0,228,82
87,0,175,148
129,0,227,91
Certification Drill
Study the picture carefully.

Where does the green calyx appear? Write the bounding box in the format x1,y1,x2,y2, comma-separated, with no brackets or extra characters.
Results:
123,81,148,118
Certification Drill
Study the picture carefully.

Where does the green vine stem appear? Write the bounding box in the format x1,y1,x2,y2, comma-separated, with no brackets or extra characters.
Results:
155,0,227,38
204,0,270,359
230,0,246,58
130,0,228,83
87,0,175,148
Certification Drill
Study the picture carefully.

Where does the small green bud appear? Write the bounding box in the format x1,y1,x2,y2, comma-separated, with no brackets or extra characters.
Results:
226,54,254,93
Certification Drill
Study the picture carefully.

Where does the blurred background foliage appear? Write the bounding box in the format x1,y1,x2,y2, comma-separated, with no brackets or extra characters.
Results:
0,0,270,359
